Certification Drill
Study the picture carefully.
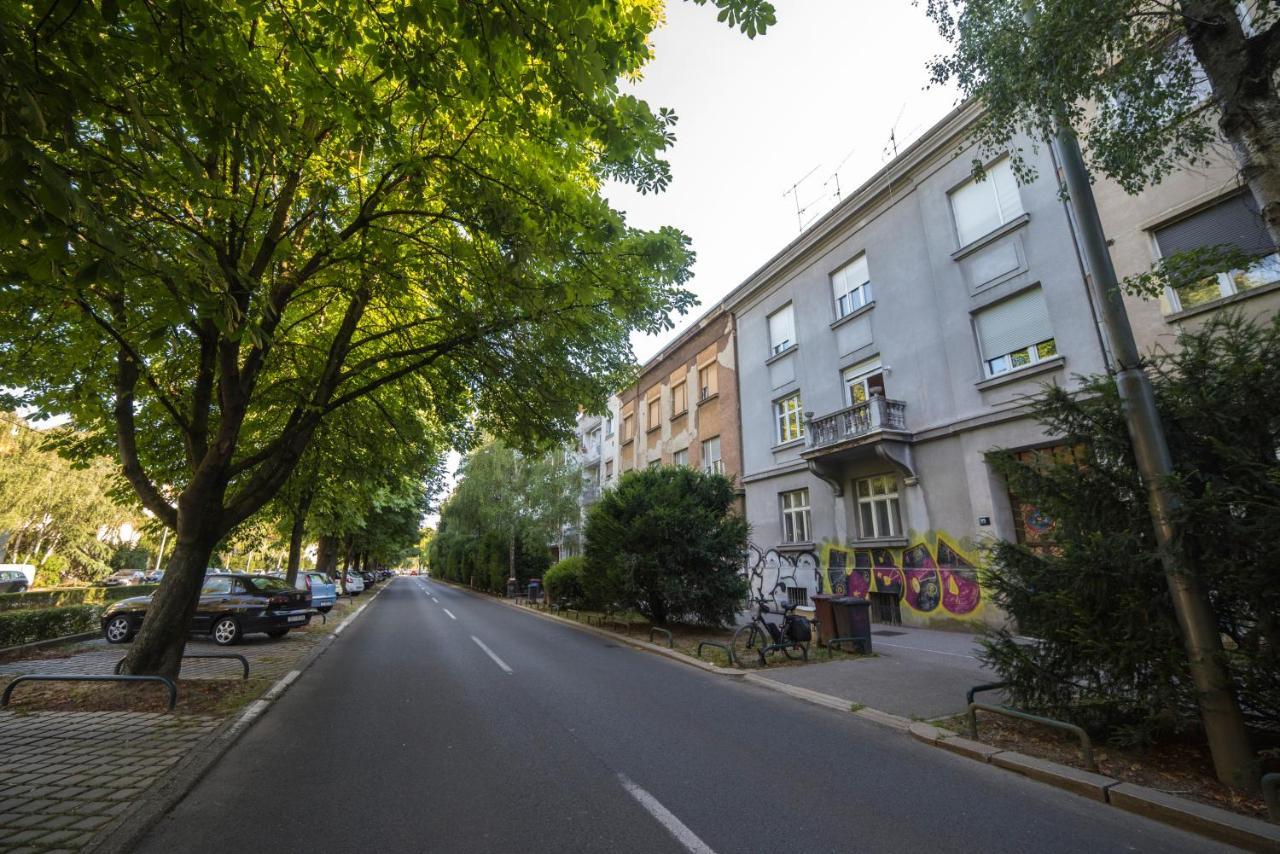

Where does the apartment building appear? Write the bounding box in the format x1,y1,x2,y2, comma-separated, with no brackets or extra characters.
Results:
611,307,743,508
1092,150,1280,354
725,101,1114,630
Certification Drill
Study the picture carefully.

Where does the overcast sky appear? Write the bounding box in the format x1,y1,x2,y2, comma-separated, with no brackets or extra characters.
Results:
607,0,959,362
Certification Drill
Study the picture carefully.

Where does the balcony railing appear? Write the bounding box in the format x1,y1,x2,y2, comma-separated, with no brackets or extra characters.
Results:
805,397,907,452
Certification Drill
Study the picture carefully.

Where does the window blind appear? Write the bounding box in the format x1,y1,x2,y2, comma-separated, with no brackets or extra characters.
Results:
1154,192,1274,259
975,287,1053,359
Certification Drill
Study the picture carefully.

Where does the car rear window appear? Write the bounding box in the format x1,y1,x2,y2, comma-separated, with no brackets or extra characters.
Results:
245,576,293,593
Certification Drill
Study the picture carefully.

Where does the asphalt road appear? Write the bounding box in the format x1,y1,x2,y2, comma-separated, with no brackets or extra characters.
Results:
135,578,1237,854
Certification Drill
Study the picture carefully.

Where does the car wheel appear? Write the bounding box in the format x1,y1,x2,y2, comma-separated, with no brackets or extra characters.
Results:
211,616,241,646
265,629,289,639
318,606,332,613
104,615,135,644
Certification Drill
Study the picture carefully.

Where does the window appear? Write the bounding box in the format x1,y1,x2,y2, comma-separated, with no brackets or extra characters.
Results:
949,157,1024,247
701,436,723,474
780,488,811,544
843,358,886,405
671,382,688,416
767,304,795,355
648,459,660,468
697,363,718,400
974,287,1057,378
774,393,804,444
673,447,689,467
832,255,872,319
621,414,634,442
646,392,661,431
786,586,811,607
1154,192,1280,313
604,414,614,436
855,475,902,539
605,460,614,480
201,576,233,595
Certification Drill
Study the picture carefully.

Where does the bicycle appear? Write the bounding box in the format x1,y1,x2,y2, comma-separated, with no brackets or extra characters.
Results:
731,596,811,666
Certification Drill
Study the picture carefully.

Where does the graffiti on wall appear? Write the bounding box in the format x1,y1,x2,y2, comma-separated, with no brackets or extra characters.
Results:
820,531,984,618
743,544,821,603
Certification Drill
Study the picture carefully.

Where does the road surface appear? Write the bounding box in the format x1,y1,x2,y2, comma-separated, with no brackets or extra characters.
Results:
136,578,1237,853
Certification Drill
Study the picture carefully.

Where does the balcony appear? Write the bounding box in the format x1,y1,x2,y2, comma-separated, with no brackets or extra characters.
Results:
581,484,602,505
804,397,907,455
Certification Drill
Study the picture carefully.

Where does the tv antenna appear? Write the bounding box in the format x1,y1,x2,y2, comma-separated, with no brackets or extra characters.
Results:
823,145,857,202
782,164,821,232
883,103,907,161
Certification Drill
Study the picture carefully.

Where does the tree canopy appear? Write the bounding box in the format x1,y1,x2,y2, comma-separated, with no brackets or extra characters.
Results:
923,1,1280,241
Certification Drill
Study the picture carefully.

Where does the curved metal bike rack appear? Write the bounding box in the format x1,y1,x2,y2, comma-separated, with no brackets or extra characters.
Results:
2,674,177,711
114,653,250,680
967,701,1096,772
966,681,1010,706
648,627,673,648
696,640,736,667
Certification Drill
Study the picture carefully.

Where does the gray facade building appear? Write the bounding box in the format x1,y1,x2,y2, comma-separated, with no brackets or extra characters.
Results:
726,102,1111,631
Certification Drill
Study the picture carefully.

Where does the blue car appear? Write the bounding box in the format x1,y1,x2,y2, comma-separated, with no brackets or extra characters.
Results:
297,571,337,612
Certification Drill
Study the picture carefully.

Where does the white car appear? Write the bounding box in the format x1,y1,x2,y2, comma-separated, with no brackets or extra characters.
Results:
344,572,365,595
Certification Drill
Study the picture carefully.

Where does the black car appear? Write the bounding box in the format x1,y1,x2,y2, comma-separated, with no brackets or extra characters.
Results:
360,570,377,587
0,570,29,594
101,573,311,646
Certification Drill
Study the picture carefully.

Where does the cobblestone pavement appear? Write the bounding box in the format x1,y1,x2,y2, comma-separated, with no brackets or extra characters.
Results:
0,712,221,852
0,593,369,853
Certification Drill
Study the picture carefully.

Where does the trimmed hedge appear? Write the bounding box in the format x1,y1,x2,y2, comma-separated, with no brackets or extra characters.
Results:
543,556,586,607
0,584,157,613
0,605,103,648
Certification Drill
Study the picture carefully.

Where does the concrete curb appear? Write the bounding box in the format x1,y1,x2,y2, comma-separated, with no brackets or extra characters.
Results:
0,630,98,656
466,584,1280,851
905,723,1280,850
84,583,391,854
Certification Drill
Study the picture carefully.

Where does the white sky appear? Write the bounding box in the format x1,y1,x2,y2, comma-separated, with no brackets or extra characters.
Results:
609,0,959,362
429,1,958,522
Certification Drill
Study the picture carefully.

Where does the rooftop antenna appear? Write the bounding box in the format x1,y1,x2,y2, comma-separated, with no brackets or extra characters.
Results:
883,102,907,161
823,145,857,202
782,164,820,232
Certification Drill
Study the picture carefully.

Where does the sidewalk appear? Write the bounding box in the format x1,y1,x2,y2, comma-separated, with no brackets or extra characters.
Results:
754,625,1001,719
0,592,376,853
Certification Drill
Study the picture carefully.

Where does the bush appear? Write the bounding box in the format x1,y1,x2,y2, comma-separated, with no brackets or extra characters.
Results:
583,466,748,626
544,556,586,606
34,555,69,588
0,585,157,613
0,605,102,648
983,312,1280,741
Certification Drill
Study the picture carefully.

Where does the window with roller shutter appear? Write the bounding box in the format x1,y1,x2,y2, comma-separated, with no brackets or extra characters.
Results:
973,286,1058,378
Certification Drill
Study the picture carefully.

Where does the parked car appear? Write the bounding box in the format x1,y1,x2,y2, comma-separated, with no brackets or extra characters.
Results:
293,571,336,612
101,573,311,646
0,570,29,593
343,572,364,595
144,569,165,584
102,570,147,587
360,570,377,587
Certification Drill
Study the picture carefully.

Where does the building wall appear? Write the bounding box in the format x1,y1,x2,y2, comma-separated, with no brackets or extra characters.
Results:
1090,145,1280,354
728,103,1111,629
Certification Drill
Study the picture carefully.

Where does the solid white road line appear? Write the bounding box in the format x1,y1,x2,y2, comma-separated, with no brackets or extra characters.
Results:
443,608,456,620
617,774,717,854
470,635,513,674
431,597,439,603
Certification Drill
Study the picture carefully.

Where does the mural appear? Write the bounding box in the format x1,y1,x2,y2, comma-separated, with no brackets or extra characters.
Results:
744,532,985,621
819,531,984,618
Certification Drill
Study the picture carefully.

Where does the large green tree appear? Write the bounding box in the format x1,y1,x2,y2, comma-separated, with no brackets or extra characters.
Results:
923,1,1280,241
0,1,725,677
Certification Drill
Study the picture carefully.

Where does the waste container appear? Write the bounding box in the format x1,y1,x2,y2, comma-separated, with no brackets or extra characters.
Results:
810,593,835,646
830,597,873,653
526,579,542,603
506,578,518,598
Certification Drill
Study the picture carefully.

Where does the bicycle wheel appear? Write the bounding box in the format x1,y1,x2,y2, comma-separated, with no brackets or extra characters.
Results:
731,624,765,667
781,643,809,661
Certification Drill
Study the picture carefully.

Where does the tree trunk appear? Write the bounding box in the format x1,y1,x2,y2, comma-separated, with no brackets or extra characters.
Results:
121,481,226,679
284,492,312,586
508,533,516,582
1184,1,1280,244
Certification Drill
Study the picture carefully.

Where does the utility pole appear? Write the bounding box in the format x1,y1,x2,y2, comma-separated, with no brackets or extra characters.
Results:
1027,6,1257,792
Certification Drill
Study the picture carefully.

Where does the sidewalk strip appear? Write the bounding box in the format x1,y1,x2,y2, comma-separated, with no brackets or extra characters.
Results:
443,608,456,620
470,635,513,674
617,773,717,854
